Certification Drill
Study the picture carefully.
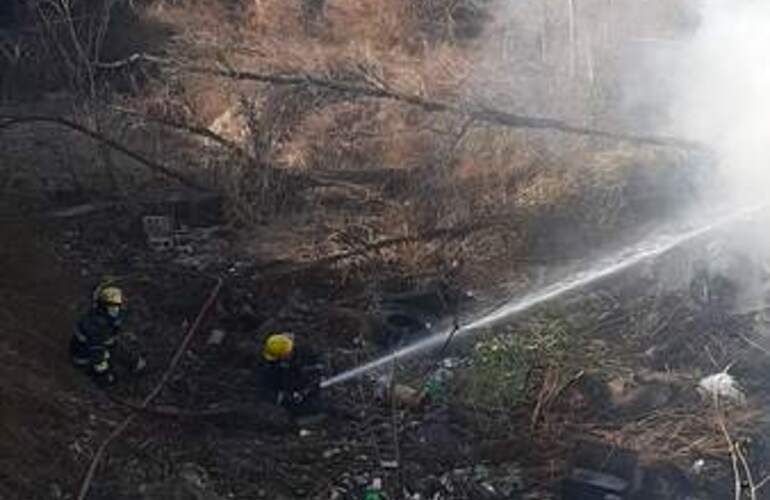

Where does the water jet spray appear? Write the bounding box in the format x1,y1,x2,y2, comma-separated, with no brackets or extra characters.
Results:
320,203,769,389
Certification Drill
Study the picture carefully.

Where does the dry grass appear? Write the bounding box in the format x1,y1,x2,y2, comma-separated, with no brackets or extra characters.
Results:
3,0,701,295
589,404,763,466
245,0,492,50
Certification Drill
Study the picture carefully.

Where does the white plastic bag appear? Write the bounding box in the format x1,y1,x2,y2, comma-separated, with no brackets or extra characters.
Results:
697,372,746,405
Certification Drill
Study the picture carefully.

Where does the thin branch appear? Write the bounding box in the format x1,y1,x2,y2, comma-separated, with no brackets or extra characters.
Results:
734,328,770,358
755,474,770,492
715,396,754,500
0,114,208,190
110,106,248,154
75,414,139,500
259,215,516,276
736,442,758,500
98,53,706,151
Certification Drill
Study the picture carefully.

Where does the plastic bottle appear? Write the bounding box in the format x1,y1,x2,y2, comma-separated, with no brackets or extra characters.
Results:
362,478,383,500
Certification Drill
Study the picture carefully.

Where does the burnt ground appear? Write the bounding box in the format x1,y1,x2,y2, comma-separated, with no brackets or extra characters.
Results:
0,210,116,499
6,193,770,500
25,201,563,500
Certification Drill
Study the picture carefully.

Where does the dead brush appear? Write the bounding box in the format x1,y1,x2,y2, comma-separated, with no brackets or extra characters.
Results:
588,404,763,466
324,0,418,50
239,0,478,98
213,95,318,226
405,0,494,44
278,99,389,170
245,1,305,37
246,0,492,50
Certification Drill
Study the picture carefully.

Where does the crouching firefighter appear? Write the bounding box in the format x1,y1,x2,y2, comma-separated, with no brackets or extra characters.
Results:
260,333,325,415
69,285,145,387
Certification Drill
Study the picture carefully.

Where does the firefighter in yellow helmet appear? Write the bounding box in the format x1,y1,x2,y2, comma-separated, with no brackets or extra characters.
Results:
261,332,325,413
70,282,145,387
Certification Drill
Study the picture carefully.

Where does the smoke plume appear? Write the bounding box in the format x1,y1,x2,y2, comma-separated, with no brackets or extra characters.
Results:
666,0,770,202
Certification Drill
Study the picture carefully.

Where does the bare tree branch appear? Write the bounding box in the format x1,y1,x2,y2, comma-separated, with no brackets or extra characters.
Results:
110,106,248,154
97,53,707,151
0,114,209,190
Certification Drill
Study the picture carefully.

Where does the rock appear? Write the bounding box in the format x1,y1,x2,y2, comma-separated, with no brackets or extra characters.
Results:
612,382,674,417
323,448,341,459
569,468,628,492
390,384,426,409
207,329,226,345
49,483,62,499
473,465,490,480
178,463,208,488
208,106,249,145
415,475,442,496
608,377,628,399
565,440,642,497
634,462,697,500
480,482,496,495
573,374,614,414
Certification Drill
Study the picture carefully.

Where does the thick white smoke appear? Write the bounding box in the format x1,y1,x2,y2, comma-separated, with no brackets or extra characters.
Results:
657,0,770,314
666,0,770,202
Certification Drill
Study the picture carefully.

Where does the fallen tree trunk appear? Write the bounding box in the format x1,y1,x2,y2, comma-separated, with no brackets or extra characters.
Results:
0,114,209,191
98,53,706,151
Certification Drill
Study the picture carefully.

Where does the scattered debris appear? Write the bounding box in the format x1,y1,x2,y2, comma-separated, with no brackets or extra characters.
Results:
363,477,383,500
48,203,112,219
323,448,342,459
138,463,224,500
207,329,227,346
611,381,675,417
690,459,706,475
563,467,630,498
142,215,175,252
697,372,746,405
390,384,426,409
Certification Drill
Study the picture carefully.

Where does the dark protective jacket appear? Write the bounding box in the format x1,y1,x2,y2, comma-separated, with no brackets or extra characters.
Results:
261,346,324,401
69,306,122,369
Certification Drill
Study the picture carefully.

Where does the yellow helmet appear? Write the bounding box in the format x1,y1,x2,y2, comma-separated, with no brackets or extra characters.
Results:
96,286,123,306
263,333,294,361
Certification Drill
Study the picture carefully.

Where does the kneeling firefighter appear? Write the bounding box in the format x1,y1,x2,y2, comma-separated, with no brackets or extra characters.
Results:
70,284,145,387
260,332,325,415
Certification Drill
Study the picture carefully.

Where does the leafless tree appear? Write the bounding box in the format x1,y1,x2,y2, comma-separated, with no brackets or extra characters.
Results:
35,0,122,190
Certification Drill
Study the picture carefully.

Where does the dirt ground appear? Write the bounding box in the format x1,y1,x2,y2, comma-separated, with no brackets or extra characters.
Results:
0,189,572,500
0,209,95,499
6,185,770,500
